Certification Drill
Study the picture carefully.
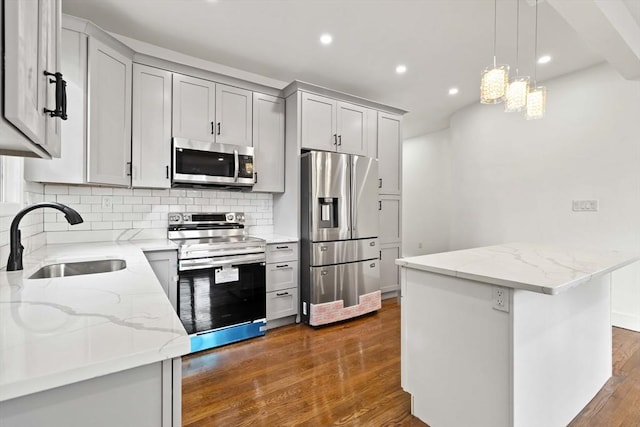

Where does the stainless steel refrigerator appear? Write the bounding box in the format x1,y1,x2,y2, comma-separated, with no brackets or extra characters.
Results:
300,150,380,326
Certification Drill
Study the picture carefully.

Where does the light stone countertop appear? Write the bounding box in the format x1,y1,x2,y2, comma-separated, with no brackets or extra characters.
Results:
396,242,638,295
0,240,190,402
250,233,298,244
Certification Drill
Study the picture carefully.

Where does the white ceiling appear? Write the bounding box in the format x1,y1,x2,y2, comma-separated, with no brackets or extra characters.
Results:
61,0,607,138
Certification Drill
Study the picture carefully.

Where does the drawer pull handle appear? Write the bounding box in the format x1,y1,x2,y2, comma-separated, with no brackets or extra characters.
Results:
275,246,289,249
275,264,289,268
276,292,289,297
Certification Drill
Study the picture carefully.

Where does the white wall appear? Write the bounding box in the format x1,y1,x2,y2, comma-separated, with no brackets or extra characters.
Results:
405,63,640,331
402,129,451,257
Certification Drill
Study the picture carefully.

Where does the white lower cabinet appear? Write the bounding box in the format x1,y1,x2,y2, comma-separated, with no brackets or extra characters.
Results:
265,242,299,327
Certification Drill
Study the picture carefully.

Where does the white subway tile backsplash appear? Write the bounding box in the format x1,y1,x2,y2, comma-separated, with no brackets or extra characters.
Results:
91,222,113,230
68,186,92,195
92,187,113,195
132,205,151,212
112,204,133,213
112,188,133,196
35,184,273,239
81,195,102,204
44,184,69,195
143,197,160,204
123,196,142,204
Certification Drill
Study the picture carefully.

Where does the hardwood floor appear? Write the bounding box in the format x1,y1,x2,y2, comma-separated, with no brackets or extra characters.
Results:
182,299,640,427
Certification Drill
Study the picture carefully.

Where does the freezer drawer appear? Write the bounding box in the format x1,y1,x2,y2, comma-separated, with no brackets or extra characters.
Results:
310,259,380,307
311,238,378,266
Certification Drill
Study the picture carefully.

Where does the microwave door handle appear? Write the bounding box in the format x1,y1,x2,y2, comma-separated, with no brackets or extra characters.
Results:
233,149,239,182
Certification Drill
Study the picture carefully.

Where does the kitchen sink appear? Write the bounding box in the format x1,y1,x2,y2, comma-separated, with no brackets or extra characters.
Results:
29,259,127,279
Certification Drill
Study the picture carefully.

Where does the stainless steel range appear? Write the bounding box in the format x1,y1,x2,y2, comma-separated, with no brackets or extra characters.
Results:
168,211,266,353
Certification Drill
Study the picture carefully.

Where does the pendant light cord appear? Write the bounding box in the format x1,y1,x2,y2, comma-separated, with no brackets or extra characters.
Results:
515,0,520,76
493,0,497,67
533,0,538,85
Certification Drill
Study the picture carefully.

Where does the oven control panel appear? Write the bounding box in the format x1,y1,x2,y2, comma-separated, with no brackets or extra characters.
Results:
168,212,245,225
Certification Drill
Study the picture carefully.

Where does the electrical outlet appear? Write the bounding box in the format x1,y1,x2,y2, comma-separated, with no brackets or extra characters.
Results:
492,286,510,312
102,196,113,209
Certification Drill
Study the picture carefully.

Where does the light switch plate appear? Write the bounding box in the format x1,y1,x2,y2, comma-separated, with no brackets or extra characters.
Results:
572,200,598,212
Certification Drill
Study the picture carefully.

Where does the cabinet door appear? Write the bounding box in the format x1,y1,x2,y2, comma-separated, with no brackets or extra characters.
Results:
366,108,378,159
336,101,367,156
266,261,299,292
24,29,87,184
172,74,215,142
379,195,401,244
380,245,400,293
215,84,252,146
252,93,284,192
132,64,172,188
41,0,62,158
378,112,402,195
301,92,336,151
3,0,47,150
266,287,298,321
87,37,132,186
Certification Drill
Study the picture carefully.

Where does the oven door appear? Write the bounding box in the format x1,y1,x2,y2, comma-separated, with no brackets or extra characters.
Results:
177,253,266,335
172,137,255,186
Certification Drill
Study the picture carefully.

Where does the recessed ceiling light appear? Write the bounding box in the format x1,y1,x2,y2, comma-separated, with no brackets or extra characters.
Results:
448,87,459,95
320,34,333,45
537,55,552,64
395,64,407,74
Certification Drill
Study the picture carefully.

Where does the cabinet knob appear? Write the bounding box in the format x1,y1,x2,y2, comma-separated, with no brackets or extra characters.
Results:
217,122,221,135
333,134,337,146
43,71,68,120
276,292,289,297
338,135,342,146
166,165,169,179
211,121,214,135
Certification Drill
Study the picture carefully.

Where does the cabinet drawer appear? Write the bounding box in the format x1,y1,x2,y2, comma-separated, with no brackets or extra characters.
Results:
266,242,298,264
266,261,299,292
266,287,298,321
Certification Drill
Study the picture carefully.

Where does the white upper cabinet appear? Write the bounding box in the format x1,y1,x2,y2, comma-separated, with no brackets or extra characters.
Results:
87,37,132,186
377,112,402,195
215,84,253,146
336,101,367,156
172,74,216,142
252,93,284,193
300,92,368,155
301,92,336,151
1,0,62,158
132,64,172,188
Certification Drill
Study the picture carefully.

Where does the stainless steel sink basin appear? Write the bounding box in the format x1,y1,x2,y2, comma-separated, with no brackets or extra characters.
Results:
29,259,127,279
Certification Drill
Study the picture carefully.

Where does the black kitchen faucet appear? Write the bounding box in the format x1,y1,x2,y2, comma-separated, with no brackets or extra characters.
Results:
7,202,84,271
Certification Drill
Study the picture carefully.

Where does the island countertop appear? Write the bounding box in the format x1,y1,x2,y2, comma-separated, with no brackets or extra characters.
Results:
396,242,638,295
0,241,190,402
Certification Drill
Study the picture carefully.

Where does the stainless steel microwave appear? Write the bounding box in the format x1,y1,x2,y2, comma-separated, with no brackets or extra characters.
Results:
172,138,255,187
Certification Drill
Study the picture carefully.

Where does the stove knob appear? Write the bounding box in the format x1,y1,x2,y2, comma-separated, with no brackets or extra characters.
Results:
169,214,181,222
226,213,235,222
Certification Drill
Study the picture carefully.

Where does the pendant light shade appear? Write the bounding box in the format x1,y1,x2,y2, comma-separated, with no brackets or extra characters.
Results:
525,86,546,119
480,65,509,104
480,0,509,104
505,77,530,112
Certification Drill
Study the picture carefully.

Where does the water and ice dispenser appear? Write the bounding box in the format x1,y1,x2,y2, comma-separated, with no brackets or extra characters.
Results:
318,197,339,228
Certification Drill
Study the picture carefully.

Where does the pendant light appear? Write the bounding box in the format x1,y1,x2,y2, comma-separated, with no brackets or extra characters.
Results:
526,0,546,120
480,0,509,104
505,0,530,112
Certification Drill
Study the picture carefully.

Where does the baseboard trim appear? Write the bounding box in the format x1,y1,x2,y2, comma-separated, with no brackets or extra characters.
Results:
612,311,640,332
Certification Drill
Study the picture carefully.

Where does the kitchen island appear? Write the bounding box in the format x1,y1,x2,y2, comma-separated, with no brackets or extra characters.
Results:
396,243,638,427
0,241,190,427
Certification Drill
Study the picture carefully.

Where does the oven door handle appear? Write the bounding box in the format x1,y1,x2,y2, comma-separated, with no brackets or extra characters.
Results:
233,149,239,182
179,253,265,271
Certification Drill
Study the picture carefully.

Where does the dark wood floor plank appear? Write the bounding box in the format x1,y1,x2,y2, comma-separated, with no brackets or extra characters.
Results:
183,299,640,427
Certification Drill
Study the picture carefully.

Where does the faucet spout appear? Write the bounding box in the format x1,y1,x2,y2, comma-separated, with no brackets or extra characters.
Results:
7,202,84,271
